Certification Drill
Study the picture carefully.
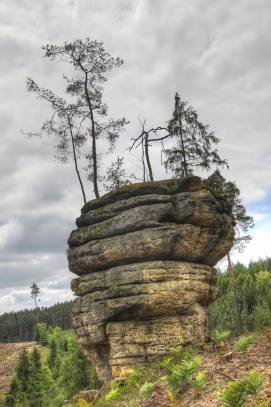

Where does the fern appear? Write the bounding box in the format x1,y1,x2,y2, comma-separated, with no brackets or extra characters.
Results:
165,356,203,393
234,335,256,352
125,368,143,388
211,330,231,346
217,369,263,407
139,381,156,398
190,371,206,389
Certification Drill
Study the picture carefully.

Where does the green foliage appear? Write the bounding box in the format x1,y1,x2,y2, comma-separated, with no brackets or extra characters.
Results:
34,323,48,346
253,304,271,331
190,371,206,390
15,348,30,393
4,347,53,407
167,389,175,404
105,382,125,402
234,335,256,352
125,368,143,388
78,399,90,407
217,369,263,407
47,338,58,369
164,93,228,177
4,375,21,407
0,301,73,343
206,170,254,252
58,335,97,399
208,258,271,333
211,330,231,346
154,347,182,372
165,356,203,393
27,38,128,200
139,381,156,398
104,156,134,192
4,327,98,407
169,346,183,360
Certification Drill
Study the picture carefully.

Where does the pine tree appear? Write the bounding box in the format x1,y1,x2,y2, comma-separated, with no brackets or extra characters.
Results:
38,38,127,199
30,283,40,323
103,156,134,191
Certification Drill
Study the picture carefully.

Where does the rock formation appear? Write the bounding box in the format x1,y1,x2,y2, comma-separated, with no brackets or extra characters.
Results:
67,176,235,381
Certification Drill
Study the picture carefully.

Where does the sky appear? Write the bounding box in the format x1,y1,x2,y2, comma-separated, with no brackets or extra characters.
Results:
0,0,270,314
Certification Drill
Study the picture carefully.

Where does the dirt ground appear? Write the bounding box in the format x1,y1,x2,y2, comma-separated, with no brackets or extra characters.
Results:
141,329,271,407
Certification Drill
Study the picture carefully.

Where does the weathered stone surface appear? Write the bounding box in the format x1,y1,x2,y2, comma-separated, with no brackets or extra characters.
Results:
68,223,233,274
67,177,235,381
79,176,207,214
72,261,217,380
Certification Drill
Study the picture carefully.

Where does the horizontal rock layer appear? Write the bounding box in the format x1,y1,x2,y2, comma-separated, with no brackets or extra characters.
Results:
71,261,217,380
67,177,234,380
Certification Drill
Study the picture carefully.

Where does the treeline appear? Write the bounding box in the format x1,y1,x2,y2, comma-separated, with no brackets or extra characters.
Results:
0,301,73,343
208,257,271,333
2,257,271,344
3,324,100,407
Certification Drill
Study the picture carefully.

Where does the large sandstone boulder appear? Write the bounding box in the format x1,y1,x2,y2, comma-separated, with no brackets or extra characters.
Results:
67,176,234,381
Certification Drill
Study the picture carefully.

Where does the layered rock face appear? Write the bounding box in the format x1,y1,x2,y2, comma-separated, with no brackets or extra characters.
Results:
67,176,234,381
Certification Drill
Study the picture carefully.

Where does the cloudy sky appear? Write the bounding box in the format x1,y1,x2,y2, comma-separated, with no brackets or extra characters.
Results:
0,0,270,314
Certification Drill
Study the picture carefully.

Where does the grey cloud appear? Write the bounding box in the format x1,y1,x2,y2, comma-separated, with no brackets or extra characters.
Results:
0,0,270,314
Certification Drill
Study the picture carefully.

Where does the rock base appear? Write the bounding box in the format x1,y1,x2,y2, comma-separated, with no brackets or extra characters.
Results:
72,260,217,381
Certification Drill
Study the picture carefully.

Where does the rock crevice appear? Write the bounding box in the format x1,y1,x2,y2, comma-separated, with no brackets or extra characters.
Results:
67,177,234,380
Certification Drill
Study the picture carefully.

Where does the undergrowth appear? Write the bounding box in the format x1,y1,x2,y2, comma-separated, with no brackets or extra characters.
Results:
78,332,270,407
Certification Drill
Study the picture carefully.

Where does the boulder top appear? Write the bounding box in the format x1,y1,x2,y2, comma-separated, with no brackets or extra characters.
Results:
82,176,205,214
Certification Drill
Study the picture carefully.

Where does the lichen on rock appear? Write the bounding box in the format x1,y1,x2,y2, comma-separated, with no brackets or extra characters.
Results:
67,176,235,381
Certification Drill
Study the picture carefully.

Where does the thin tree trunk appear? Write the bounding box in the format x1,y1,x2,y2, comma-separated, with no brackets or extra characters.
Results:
91,132,99,199
35,297,39,324
144,134,154,181
68,118,87,204
141,137,146,182
227,253,243,333
84,74,99,198
178,115,188,177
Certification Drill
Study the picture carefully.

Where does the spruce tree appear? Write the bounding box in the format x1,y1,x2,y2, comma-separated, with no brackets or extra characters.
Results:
164,93,228,177
4,375,21,407
206,170,254,333
28,348,43,407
